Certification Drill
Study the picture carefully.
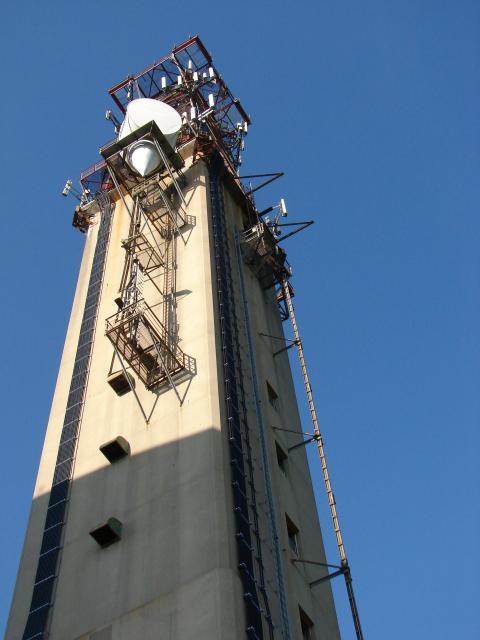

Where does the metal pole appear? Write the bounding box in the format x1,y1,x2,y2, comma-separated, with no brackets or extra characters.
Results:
280,277,364,640
144,323,183,405
106,166,133,219
152,139,188,211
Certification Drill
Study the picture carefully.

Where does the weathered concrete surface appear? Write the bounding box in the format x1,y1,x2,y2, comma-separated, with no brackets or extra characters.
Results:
7,155,340,639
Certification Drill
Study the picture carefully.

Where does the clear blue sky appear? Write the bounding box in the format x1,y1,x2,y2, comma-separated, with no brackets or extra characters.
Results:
0,1,478,638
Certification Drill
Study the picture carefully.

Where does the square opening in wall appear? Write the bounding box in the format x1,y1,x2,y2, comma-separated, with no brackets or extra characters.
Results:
100,436,130,463
266,381,279,410
107,371,134,396
286,514,300,555
299,606,315,640
89,518,122,548
275,441,288,476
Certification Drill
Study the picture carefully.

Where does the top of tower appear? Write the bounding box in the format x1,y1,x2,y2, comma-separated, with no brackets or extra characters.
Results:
80,36,250,195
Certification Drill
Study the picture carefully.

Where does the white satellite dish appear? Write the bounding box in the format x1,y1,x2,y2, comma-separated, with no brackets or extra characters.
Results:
118,98,182,177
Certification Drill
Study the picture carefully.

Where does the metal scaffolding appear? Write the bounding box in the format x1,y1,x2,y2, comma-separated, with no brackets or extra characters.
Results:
101,120,196,410
241,221,289,289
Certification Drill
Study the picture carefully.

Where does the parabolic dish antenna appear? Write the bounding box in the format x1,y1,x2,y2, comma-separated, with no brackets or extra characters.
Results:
118,98,182,177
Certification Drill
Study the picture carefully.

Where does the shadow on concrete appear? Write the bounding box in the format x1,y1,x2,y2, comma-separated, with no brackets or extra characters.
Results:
6,427,250,640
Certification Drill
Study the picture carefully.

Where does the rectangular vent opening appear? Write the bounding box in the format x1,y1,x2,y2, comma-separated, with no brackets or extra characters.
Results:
107,371,134,396
275,441,288,476
89,518,122,548
100,436,130,463
266,381,279,411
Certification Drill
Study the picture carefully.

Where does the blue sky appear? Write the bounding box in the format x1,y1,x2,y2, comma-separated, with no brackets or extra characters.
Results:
0,1,478,638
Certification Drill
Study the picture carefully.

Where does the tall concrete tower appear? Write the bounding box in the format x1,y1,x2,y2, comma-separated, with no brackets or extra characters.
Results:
7,37,343,640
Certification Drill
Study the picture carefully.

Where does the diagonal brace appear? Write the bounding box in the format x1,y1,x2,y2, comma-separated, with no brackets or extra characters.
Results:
287,434,320,452
143,323,183,405
273,340,299,357
291,558,346,587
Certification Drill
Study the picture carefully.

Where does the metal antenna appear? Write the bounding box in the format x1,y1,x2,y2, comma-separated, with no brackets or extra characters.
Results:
280,277,364,640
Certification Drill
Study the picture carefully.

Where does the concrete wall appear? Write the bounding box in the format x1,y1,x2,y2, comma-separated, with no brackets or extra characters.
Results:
7,153,340,640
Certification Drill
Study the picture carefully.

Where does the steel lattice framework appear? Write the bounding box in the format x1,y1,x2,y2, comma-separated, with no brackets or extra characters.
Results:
80,35,250,195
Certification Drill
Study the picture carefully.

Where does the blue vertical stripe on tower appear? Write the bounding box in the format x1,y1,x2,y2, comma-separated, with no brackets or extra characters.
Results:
22,196,113,640
208,156,266,640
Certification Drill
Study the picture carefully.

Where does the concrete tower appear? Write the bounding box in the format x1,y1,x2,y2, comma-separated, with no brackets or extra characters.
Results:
7,37,341,640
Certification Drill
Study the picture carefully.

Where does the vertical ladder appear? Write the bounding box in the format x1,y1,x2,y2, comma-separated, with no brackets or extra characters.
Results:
280,277,364,640
235,231,292,640
209,157,274,639
162,219,176,353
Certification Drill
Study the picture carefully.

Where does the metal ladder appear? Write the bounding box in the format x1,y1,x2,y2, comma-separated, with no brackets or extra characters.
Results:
162,219,176,355
209,158,274,639
234,231,292,640
280,278,364,640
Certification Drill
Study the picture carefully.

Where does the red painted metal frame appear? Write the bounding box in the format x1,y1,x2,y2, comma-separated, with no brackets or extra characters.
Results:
81,36,250,194
108,36,212,112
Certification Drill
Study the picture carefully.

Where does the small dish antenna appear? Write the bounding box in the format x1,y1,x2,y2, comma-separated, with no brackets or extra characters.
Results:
61,179,91,204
